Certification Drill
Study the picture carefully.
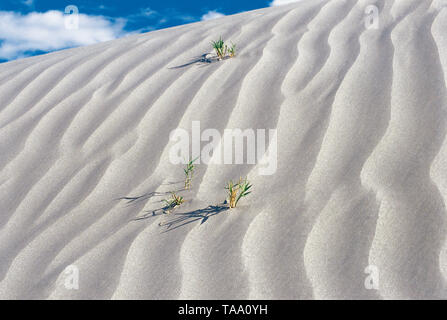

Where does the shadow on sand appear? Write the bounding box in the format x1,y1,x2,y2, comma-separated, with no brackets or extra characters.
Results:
118,191,171,206
135,204,229,232
169,53,228,69
117,181,185,206
159,205,229,232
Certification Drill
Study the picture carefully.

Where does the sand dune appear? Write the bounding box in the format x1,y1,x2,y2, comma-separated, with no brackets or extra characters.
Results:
0,0,447,299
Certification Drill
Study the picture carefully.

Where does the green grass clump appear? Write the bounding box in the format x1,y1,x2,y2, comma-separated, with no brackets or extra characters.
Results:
212,37,237,60
228,42,236,58
163,192,185,212
184,157,198,190
225,177,252,208
212,37,226,60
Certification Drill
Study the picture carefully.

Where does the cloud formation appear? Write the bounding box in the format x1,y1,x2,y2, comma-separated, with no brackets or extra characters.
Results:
0,10,127,60
22,0,34,7
201,10,225,21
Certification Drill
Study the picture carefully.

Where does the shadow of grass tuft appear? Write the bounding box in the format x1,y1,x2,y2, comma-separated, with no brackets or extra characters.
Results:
157,204,229,232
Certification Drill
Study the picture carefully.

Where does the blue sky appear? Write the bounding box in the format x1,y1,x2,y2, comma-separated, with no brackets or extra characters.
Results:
0,0,298,63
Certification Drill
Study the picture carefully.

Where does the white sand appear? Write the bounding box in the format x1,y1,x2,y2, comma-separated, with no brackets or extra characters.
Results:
0,0,447,299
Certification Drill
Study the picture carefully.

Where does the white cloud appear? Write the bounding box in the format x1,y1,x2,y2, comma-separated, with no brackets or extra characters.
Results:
270,0,305,6
201,10,225,21
0,10,128,60
139,7,158,17
22,0,34,7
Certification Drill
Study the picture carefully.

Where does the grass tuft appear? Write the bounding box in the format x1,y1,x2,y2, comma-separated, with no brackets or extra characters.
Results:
212,37,237,60
211,37,225,60
163,192,186,213
228,42,236,58
225,177,252,208
184,157,198,190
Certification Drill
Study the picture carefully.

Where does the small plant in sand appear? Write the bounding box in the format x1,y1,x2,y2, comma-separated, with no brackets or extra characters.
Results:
184,157,198,190
212,37,226,60
228,42,236,58
163,192,185,213
225,177,252,208
212,37,237,60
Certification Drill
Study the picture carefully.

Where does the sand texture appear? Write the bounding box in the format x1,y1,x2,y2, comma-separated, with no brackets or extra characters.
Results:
0,0,447,299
